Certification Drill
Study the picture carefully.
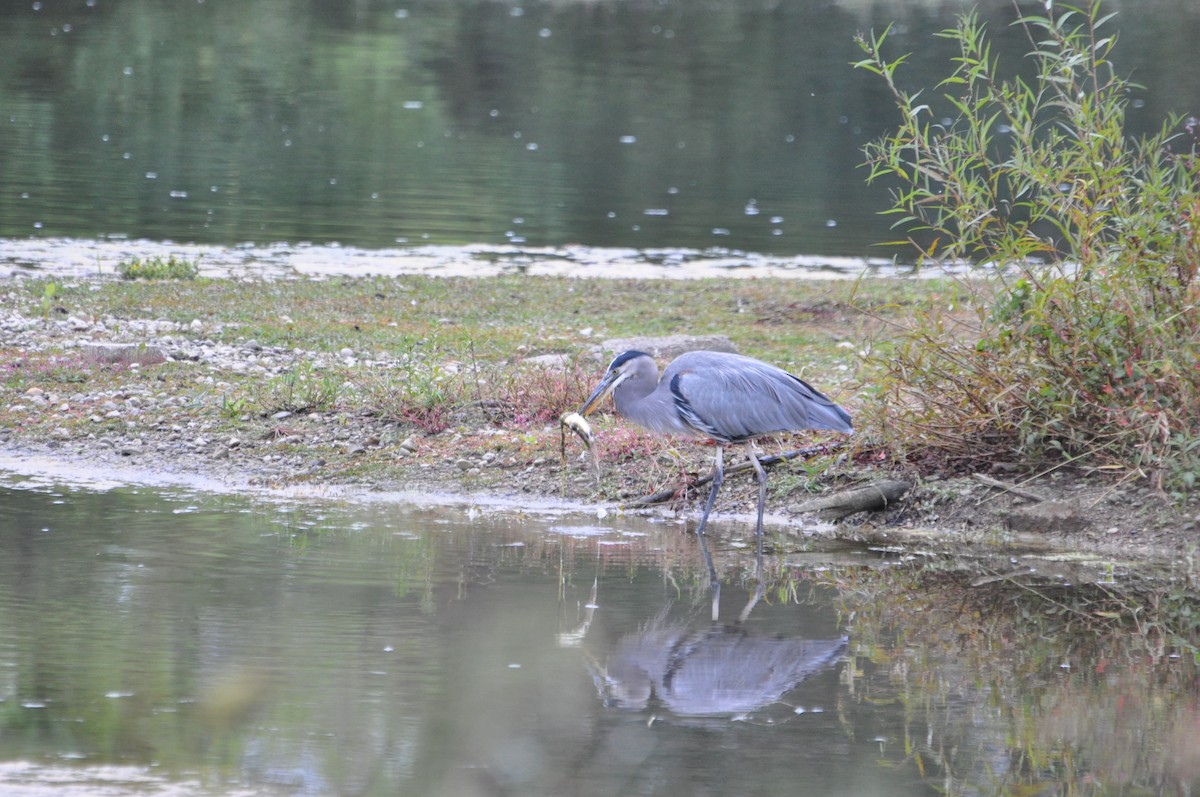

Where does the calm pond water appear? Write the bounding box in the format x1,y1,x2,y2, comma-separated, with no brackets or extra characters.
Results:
2,0,1200,277
1,466,1198,796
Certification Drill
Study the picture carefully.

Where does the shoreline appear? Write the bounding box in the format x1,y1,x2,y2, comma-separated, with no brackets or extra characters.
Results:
2,271,1197,572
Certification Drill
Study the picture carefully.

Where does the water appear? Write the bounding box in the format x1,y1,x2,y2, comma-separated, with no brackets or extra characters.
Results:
1,468,1197,796
2,0,1199,277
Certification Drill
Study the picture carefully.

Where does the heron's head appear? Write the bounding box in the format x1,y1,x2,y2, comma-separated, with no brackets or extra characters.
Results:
579,350,651,416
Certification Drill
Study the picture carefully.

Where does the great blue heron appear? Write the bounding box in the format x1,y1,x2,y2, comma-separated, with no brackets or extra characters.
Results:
579,350,852,603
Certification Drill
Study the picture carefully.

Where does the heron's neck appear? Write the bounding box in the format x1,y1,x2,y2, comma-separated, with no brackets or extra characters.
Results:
614,378,690,436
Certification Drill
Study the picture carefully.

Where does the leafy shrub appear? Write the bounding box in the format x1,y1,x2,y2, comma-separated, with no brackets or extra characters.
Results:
854,2,1200,490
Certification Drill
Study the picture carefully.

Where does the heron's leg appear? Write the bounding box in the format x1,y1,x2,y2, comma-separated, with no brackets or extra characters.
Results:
695,446,724,538
742,449,769,617
695,447,724,620
747,449,768,575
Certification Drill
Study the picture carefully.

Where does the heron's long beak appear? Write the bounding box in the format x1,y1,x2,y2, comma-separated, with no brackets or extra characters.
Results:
579,369,623,416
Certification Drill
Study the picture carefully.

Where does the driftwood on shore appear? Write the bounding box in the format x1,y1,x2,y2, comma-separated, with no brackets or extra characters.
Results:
791,479,912,520
626,443,845,508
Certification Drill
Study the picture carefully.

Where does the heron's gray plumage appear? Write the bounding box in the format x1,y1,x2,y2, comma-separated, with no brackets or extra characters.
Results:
584,350,852,443
579,349,852,618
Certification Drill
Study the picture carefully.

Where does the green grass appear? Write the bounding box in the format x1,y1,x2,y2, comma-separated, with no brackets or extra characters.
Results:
2,273,958,477
30,274,933,369
116,254,201,280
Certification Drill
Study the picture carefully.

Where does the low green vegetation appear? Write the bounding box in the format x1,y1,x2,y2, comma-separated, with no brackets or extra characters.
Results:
116,254,201,280
1,274,892,467
855,1,1200,492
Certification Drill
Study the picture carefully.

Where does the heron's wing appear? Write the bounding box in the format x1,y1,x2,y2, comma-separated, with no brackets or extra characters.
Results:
666,352,852,441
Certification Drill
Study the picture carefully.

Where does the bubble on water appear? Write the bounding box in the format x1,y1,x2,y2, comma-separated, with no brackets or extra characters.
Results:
403,100,423,110
744,200,760,216
145,172,157,179
513,131,522,139
619,135,637,144
329,178,337,186
283,139,292,147
785,134,795,143
122,152,131,159
510,6,524,16
825,219,837,227
489,109,500,118
538,28,551,37
770,216,783,224
62,23,72,33
33,222,43,229
1132,98,1145,109
606,211,616,219
169,190,188,198
631,225,640,231
643,208,669,216
513,217,524,224
394,8,408,18
101,134,109,142
210,185,219,192
122,66,133,76
772,229,783,236
31,1,42,10
667,186,679,195
526,142,538,151
712,227,730,236
371,192,379,200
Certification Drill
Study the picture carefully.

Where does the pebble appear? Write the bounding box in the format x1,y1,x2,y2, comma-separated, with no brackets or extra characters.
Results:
455,459,473,471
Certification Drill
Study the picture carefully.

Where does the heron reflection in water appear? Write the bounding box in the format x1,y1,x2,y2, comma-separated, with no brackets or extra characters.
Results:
559,581,847,720
594,618,846,718
574,349,852,615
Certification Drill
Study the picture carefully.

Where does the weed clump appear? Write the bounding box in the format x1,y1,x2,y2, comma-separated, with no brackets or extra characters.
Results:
117,255,200,280
855,2,1200,491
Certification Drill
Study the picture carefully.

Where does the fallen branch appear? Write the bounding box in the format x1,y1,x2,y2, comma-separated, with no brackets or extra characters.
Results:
972,473,1046,504
626,443,844,508
791,480,912,520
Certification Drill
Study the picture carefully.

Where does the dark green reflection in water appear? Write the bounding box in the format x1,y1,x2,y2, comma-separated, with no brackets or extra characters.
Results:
0,479,1197,796
2,0,1199,259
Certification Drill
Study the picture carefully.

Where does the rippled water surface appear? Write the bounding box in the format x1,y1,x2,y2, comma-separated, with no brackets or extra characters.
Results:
2,0,1199,277
1,466,1198,796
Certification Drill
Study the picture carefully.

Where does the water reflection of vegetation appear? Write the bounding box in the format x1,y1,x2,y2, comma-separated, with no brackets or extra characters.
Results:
820,564,1200,795
3,482,1198,794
